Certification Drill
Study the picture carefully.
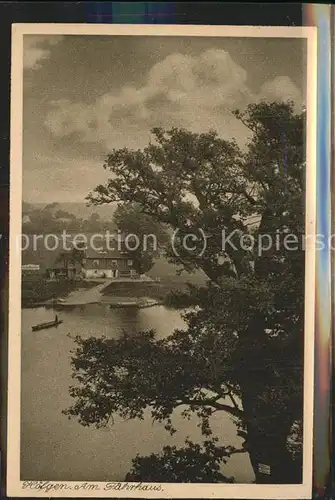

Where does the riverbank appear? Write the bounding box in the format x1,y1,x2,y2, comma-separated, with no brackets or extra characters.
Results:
43,279,160,308
52,281,109,306
21,277,98,308
102,296,163,308
102,279,195,305
22,276,204,310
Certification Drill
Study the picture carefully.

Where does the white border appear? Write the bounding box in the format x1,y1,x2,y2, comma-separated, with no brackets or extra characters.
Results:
7,23,317,498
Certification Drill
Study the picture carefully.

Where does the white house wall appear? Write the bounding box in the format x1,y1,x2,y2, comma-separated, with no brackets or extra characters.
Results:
83,269,118,279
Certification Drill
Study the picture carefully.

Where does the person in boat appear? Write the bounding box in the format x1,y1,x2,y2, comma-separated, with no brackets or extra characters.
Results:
55,314,58,322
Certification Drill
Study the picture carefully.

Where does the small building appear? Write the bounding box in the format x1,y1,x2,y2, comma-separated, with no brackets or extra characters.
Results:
22,263,40,275
47,251,82,280
82,247,137,279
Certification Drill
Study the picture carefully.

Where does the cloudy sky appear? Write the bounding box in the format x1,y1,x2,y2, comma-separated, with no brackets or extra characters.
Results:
22,34,306,203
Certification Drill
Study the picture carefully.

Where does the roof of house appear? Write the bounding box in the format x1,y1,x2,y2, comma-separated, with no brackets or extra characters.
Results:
50,262,69,270
84,247,130,259
50,261,81,270
22,263,40,269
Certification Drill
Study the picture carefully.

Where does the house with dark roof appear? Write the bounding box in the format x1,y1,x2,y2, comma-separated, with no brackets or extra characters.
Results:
82,246,137,279
47,250,82,280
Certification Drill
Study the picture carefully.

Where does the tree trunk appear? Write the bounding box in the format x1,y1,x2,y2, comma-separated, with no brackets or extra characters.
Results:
236,313,302,484
244,416,301,482
240,383,302,484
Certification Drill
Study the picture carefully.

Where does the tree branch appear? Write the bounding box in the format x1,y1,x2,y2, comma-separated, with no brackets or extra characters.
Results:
229,448,247,455
228,392,240,410
233,112,259,135
177,398,244,419
241,189,257,205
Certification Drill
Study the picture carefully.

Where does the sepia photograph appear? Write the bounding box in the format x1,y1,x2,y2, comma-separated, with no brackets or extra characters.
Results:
8,23,316,498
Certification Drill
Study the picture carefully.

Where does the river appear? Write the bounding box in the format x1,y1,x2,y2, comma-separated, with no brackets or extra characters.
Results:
21,304,254,482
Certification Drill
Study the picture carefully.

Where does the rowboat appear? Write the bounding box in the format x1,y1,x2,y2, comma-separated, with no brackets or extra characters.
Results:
32,319,63,332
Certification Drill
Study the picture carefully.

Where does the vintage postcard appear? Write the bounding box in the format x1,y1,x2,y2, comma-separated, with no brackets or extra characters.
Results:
8,23,317,498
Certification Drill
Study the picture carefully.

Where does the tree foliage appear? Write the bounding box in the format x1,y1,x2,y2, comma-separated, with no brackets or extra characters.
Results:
125,439,235,483
65,101,305,483
114,203,168,275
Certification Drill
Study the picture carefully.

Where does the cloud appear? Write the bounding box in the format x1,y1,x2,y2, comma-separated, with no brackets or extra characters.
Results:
44,48,302,149
23,153,108,203
257,76,302,107
24,36,63,70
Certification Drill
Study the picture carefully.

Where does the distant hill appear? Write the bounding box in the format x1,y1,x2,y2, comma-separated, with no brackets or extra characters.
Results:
22,201,34,213
23,202,117,221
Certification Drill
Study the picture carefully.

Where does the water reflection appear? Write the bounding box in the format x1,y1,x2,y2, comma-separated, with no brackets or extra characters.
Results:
21,304,253,482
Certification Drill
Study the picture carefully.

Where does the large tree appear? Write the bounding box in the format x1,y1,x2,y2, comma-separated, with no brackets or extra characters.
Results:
64,101,305,483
